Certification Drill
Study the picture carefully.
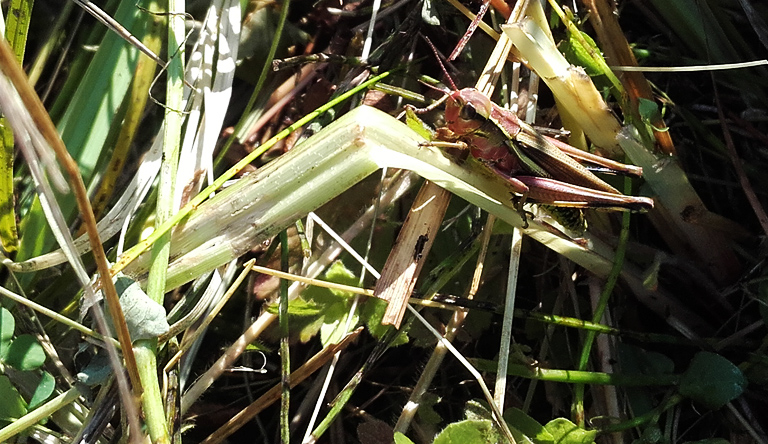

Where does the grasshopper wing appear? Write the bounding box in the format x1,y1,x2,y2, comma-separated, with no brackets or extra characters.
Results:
512,124,620,194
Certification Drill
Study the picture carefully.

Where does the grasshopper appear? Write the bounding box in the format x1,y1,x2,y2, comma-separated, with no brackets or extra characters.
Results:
435,87,654,223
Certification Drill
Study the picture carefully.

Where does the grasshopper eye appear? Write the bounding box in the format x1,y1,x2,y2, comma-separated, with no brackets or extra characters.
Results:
460,103,478,121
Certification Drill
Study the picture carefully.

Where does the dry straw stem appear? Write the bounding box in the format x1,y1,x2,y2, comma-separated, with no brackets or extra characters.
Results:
502,2,739,283
375,183,451,327
199,328,362,444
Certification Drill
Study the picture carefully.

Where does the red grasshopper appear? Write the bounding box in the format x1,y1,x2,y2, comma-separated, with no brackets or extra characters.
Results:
434,87,654,222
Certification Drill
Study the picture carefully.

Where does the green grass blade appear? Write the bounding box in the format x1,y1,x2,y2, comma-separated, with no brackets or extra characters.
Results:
0,124,18,253
16,0,154,263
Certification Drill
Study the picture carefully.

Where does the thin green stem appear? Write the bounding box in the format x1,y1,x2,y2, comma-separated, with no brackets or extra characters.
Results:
572,176,634,426
597,394,684,434
137,0,185,440
472,360,680,387
0,284,119,347
135,344,168,443
295,219,311,260
306,353,370,443
146,0,184,307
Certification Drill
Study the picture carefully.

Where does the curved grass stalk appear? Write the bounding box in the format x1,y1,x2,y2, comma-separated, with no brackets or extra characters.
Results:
109,70,394,277
121,105,635,291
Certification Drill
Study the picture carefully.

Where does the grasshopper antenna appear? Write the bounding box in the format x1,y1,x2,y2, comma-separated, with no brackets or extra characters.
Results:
448,0,491,61
421,35,459,92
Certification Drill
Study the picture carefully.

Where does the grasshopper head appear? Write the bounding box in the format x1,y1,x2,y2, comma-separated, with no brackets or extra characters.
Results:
444,88,493,136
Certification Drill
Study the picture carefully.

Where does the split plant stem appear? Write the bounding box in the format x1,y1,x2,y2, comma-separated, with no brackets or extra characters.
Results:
111,70,393,276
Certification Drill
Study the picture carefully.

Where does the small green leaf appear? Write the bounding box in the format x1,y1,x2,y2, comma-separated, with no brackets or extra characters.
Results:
76,350,112,386
405,107,436,141
619,344,675,377
680,352,747,409
554,12,624,102
112,276,170,341
0,307,15,361
394,432,416,444
640,425,662,444
266,298,324,316
544,418,597,444
504,408,554,444
360,297,409,346
300,261,361,346
323,261,360,288
417,392,443,425
28,371,56,410
638,98,662,122
464,399,491,421
619,344,674,416
6,334,46,370
637,98,668,132
559,31,608,78
742,352,768,387
0,374,27,425
434,419,499,444
320,310,358,345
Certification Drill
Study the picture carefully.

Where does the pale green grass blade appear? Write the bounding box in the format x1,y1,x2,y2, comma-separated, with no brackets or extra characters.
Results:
56,0,154,181
177,0,240,200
